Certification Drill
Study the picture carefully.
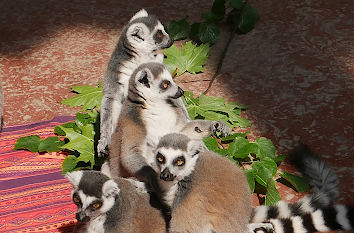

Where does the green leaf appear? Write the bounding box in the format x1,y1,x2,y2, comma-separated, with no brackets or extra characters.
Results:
229,0,243,9
238,4,260,34
202,0,225,22
62,84,103,110
56,126,94,156
14,135,41,152
198,23,220,44
38,136,65,152
255,137,276,159
167,18,191,41
235,143,258,158
164,41,210,76
265,179,282,205
203,137,219,152
62,155,78,174
280,172,309,193
244,169,255,193
273,154,286,164
212,0,226,16
252,158,277,186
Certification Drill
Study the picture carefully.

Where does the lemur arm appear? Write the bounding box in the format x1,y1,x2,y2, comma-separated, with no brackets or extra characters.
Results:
180,120,230,140
98,71,125,157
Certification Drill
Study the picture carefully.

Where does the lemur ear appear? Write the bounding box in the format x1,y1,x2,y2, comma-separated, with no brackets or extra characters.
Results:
138,70,150,88
65,171,83,188
128,23,148,43
130,9,148,22
187,140,204,157
102,179,120,198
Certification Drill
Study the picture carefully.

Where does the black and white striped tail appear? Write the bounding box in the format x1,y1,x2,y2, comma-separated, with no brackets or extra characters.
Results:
289,144,339,207
265,204,354,233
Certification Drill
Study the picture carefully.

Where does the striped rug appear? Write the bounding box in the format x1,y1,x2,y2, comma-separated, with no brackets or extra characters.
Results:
0,116,78,233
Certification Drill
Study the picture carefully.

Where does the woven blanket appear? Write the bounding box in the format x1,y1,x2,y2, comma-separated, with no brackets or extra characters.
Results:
0,116,77,233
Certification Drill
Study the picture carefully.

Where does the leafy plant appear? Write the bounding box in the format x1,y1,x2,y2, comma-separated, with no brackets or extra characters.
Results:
166,0,260,44
164,42,210,76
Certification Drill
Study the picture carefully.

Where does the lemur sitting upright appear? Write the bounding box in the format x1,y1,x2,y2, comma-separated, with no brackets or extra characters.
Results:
98,9,184,157
107,62,230,192
152,133,354,233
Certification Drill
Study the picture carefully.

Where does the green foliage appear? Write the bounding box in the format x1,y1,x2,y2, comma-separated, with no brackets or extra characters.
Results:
164,41,210,76
14,135,41,152
279,172,309,193
167,18,190,41
166,0,260,44
62,83,103,110
14,135,64,153
182,91,249,128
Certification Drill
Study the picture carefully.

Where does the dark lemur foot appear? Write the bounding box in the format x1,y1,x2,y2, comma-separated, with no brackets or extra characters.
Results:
211,121,230,138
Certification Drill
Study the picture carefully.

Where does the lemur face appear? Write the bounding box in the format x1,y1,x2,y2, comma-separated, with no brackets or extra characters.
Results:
154,133,203,182
65,171,120,223
133,63,184,101
127,9,173,53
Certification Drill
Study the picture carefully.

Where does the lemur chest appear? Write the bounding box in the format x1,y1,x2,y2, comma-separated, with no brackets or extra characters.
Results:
86,215,106,233
143,105,182,140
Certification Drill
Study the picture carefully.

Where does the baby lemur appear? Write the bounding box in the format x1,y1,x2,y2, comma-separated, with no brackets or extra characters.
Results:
98,9,177,156
66,170,166,233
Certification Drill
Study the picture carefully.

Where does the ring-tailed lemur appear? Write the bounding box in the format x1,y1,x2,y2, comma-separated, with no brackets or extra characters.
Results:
107,62,229,192
65,170,166,233
98,9,179,157
249,144,354,233
153,133,252,233
153,133,354,233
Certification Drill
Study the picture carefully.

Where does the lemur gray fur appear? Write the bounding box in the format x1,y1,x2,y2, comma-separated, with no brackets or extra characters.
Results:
153,133,252,233
98,9,181,157
65,170,166,233
107,62,229,193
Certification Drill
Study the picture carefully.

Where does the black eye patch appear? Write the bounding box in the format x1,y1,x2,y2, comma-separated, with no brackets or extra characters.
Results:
154,30,164,44
160,80,170,90
90,200,103,210
156,152,166,164
73,193,82,206
173,156,185,167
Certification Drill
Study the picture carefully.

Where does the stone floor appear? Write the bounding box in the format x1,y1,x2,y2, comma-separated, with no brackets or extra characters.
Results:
0,0,353,218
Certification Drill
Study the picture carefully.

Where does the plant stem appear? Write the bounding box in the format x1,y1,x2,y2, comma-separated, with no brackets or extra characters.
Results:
203,30,235,95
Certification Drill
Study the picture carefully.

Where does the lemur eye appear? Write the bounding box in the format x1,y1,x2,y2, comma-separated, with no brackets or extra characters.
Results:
174,156,185,166
156,153,165,164
91,202,102,209
156,30,163,39
160,81,170,89
176,160,184,166
73,196,80,204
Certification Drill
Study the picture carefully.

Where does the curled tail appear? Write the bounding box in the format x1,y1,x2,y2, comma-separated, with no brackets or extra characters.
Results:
289,144,339,207
249,144,350,233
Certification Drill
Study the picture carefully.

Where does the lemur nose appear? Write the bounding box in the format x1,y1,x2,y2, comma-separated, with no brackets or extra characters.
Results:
160,168,174,181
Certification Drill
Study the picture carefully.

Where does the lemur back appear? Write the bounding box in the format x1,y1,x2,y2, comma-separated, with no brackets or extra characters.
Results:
66,170,166,233
154,133,252,233
98,9,178,156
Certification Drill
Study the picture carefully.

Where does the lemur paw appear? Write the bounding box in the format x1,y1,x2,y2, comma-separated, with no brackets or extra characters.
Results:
211,121,230,138
97,138,109,157
248,223,274,233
